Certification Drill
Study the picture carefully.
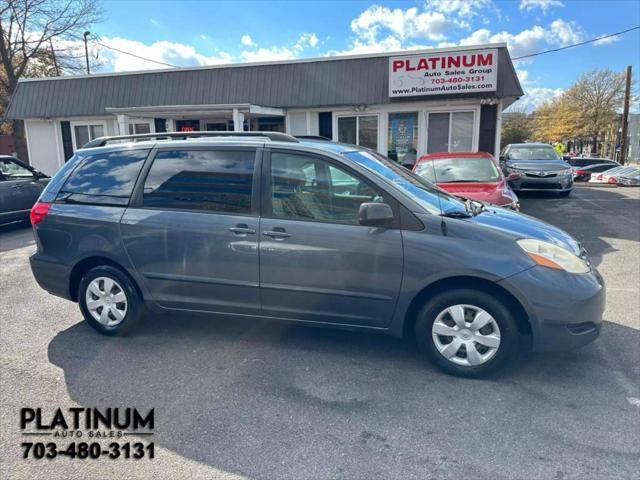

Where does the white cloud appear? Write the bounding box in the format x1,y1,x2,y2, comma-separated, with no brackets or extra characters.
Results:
239,47,296,62
294,33,319,50
98,37,232,72
426,0,494,18
350,5,458,42
456,19,582,62
240,34,255,47
548,19,582,45
520,0,564,13
516,87,564,111
593,34,620,46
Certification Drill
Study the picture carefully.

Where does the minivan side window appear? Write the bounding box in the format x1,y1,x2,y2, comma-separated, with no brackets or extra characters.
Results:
143,149,255,214
60,149,149,205
270,152,384,225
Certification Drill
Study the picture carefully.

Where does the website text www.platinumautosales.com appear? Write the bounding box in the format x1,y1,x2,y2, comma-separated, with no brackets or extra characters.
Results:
391,83,494,95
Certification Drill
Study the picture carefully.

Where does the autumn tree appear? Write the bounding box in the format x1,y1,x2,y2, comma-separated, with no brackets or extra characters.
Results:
564,69,626,152
532,94,583,143
0,0,102,160
501,106,533,147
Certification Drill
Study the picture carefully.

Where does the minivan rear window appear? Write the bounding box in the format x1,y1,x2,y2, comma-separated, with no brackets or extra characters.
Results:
142,149,255,214
60,149,149,205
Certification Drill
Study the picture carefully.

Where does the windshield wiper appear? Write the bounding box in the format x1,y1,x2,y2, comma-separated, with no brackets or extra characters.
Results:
445,179,480,183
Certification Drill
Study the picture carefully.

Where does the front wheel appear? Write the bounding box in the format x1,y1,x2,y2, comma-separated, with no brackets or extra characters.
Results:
78,266,144,335
416,289,521,378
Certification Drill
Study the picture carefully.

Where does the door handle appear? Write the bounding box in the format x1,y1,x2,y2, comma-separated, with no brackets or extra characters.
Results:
228,224,256,235
263,228,291,239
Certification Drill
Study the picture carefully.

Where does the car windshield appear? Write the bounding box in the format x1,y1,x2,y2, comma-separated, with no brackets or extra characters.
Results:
414,157,501,183
508,146,560,161
343,150,468,215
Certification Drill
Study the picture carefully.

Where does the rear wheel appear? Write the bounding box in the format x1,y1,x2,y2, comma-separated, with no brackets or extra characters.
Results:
416,289,520,378
78,266,144,335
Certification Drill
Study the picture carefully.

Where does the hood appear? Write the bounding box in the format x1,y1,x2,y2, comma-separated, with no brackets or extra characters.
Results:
438,181,507,205
506,159,570,171
469,206,581,255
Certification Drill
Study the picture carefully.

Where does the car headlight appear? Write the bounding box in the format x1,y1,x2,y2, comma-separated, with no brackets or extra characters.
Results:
517,239,590,273
558,168,572,176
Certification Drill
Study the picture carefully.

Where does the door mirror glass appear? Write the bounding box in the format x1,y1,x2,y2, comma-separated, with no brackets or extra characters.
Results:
358,202,394,227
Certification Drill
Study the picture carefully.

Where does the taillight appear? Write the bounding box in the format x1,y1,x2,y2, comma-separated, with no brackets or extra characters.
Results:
575,170,586,175
608,177,617,184
30,202,51,225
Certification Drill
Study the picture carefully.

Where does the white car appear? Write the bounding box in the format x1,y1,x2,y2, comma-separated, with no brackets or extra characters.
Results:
589,166,639,184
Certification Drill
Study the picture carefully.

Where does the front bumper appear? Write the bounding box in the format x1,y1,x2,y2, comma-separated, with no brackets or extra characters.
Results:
509,173,573,192
500,266,605,352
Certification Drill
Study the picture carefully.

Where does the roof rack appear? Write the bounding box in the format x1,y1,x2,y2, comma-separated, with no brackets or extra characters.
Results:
81,131,299,149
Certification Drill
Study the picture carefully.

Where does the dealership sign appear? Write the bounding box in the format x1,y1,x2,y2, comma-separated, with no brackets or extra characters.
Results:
389,49,498,98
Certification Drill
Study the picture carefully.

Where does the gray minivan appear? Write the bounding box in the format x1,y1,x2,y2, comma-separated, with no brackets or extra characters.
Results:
29,132,605,377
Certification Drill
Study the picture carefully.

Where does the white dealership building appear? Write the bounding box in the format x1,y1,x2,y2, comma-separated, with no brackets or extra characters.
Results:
7,43,523,175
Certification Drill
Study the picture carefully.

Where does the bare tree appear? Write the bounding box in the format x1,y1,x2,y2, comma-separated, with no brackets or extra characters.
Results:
0,0,102,161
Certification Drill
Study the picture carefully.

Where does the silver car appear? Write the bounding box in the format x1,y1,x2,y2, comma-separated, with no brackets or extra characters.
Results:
500,143,573,196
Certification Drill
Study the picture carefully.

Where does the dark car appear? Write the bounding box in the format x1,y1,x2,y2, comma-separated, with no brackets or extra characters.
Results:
568,157,618,168
29,132,605,378
0,155,50,224
499,143,573,196
572,163,621,182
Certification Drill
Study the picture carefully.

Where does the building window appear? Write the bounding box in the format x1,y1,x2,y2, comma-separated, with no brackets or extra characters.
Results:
73,123,105,150
128,123,151,135
388,112,418,164
426,111,475,153
337,115,378,150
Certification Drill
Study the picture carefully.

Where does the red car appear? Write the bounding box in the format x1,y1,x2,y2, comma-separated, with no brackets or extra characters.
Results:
413,151,520,210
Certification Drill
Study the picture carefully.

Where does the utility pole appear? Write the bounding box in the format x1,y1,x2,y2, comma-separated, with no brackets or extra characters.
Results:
619,65,632,165
83,31,91,75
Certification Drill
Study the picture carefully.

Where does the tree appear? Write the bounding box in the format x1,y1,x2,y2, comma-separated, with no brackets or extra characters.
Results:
501,106,533,147
531,94,583,143
0,0,102,160
564,69,626,153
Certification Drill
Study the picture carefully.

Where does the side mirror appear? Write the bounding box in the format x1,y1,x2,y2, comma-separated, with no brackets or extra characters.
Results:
499,155,506,163
506,172,520,181
358,202,394,227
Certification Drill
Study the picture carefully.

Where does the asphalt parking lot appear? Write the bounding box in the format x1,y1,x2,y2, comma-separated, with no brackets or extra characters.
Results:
1,185,639,480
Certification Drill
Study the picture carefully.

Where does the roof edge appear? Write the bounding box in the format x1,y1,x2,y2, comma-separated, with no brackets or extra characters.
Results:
18,42,510,83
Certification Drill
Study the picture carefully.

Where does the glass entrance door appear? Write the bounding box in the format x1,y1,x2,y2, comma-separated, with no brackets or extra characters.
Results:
424,111,475,154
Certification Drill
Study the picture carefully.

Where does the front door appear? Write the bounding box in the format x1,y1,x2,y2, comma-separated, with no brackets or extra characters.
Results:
259,150,403,328
121,147,261,314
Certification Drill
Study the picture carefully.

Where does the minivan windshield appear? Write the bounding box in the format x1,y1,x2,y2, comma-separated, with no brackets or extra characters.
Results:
414,157,501,183
343,150,468,215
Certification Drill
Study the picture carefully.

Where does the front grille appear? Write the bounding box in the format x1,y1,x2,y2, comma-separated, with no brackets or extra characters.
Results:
521,182,562,190
525,171,558,178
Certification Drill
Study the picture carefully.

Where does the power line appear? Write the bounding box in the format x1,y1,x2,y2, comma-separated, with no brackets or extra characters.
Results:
513,26,640,60
93,39,181,68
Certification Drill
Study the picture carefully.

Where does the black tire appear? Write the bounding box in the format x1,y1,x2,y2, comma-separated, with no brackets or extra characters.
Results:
415,289,520,378
558,190,571,197
78,265,144,335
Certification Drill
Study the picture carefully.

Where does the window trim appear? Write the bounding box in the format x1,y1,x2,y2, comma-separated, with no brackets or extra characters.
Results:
130,146,262,217
262,148,400,228
70,120,109,151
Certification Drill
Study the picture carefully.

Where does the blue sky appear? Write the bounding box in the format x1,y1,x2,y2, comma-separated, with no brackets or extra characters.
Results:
92,0,640,110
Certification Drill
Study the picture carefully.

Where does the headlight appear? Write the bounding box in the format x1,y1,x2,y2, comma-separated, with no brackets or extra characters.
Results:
558,168,572,176
517,239,590,273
